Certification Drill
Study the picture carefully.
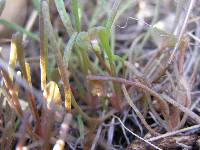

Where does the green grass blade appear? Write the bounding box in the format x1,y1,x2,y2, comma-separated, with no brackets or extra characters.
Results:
106,0,121,32
32,0,40,11
71,0,81,32
54,0,74,35
0,19,39,41
63,32,77,68
88,0,107,28
97,27,116,75
77,114,84,140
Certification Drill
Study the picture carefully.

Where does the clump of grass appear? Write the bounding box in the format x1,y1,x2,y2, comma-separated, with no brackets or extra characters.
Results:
0,0,200,149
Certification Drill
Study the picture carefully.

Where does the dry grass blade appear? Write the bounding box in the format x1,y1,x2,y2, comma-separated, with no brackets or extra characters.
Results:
87,75,200,124
25,63,32,85
148,124,200,142
12,32,41,134
161,94,200,124
43,81,62,110
121,84,159,135
114,115,161,150
0,68,23,117
14,33,28,80
42,0,72,111
39,1,48,90
8,34,18,80
168,0,195,64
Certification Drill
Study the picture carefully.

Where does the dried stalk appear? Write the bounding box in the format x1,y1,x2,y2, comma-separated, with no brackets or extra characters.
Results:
87,75,200,124
42,0,72,111
39,1,48,90
0,68,23,117
122,84,159,135
42,1,101,125
168,0,195,64
14,33,41,134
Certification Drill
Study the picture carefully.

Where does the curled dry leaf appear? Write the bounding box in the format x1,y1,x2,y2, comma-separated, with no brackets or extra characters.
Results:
43,81,62,110
0,0,27,38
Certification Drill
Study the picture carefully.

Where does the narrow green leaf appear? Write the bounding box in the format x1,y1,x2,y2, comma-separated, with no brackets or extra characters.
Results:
97,27,116,75
106,0,121,32
77,115,84,140
32,0,40,11
42,0,72,111
0,19,39,41
89,0,107,28
71,0,81,32
98,27,123,99
63,32,77,68
76,32,91,50
54,0,74,35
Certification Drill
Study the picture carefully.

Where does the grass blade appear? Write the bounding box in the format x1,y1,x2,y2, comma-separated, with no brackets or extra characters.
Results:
39,1,49,90
77,114,84,140
54,0,74,36
0,19,39,41
42,0,72,111
106,0,121,32
71,0,81,32
9,34,18,81
63,32,77,68
32,0,40,11
98,27,115,75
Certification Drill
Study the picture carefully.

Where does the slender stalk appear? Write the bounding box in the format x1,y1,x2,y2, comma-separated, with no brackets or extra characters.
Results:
14,33,41,133
42,0,72,111
39,0,48,90
122,84,159,135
